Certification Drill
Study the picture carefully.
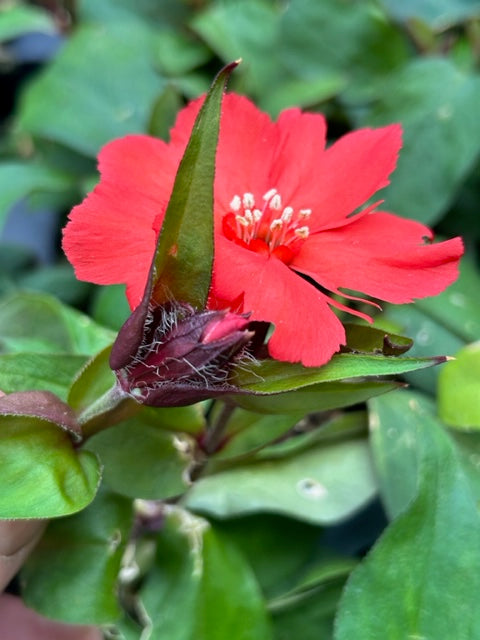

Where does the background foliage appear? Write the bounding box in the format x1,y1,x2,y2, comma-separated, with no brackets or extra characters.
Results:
0,0,479,638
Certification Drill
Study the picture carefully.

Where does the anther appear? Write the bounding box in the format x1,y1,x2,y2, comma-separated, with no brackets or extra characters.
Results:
299,209,312,218
236,215,250,227
243,193,255,208
270,194,282,210
263,188,277,201
295,226,310,239
270,219,283,231
281,207,293,222
230,195,241,211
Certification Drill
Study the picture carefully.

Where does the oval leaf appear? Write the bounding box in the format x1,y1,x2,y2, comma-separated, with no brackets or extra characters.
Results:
0,415,100,518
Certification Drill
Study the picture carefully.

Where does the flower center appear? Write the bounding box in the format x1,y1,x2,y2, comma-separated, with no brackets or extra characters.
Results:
222,189,311,264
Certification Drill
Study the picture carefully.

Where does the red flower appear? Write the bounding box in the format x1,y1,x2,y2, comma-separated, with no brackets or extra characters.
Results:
63,94,463,366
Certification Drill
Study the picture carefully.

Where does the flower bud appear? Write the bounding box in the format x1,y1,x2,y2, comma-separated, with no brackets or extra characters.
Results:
112,302,253,407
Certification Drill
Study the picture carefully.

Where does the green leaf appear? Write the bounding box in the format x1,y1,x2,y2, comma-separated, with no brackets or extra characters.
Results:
231,353,446,394
68,346,116,413
91,284,131,331
415,254,480,342
185,433,377,524
380,0,480,30
343,323,413,356
0,163,71,227
0,414,100,518
191,0,282,98
0,3,56,42
218,409,304,460
384,304,465,394
148,84,183,140
18,263,91,306
335,391,480,638
154,29,211,76
22,489,132,624
152,61,238,307
86,416,196,499
358,57,480,224
17,22,166,157
140,507,272,640
0,292,114,355
230,380,399,415
272,582,345,640
0,353,87,400
438,343,480,429
214,513,320,598
278,0,409,101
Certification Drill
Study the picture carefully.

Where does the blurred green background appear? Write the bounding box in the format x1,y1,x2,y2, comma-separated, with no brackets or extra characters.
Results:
1,1,480,638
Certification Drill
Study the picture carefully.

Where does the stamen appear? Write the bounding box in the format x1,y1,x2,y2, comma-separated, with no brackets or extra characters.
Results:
230,195,241,211
226,189,311,264
270,219,283,231
295,226,310,239
281,207,293,222
243,192,255,208
236,215,250,227
270,194,282,210
263,188,277,201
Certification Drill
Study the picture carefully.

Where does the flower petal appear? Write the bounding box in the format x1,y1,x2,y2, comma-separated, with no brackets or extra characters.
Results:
63,135,183,309
292,212,464,303
268,107,327,206
306,125,402,232
212,236,345,366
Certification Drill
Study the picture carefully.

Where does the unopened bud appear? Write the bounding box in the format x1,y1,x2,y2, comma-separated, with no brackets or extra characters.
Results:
112,302,253,407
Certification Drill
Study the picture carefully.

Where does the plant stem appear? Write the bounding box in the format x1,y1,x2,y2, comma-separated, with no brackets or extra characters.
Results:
203,401,236,455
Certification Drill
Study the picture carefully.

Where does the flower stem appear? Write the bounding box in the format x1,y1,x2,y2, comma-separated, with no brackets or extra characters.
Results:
203,401,236,455
77,382,139,439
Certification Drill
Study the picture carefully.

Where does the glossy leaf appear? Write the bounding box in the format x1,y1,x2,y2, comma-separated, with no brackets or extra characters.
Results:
214,513,320,598
22,490,132,624
358,57,480,224
342,323,412,356
438,342,480,429
0,353,87,400
0,414,100,518
86,417,196,499
152,61,238,307
140,507,272,639
278,0,408,101
185,436,377,524
191,0,282,98
17,23,166,156
335,391,480,638
0,292,114,355
385,305,465,394
415,254,480,342
0,163,71,227
231,380,400,415
67,345,115,409
380,0,480,29
231,353,446,394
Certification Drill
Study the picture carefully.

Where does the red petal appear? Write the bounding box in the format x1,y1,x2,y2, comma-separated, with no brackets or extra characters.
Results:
268,107,327,206
214,94,277,214
292,211,464,303
212,236,345,366
63,135,183,309
306,125,402,232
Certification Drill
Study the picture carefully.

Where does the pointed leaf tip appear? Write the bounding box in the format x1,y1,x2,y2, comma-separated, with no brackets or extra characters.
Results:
151,62,238,308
